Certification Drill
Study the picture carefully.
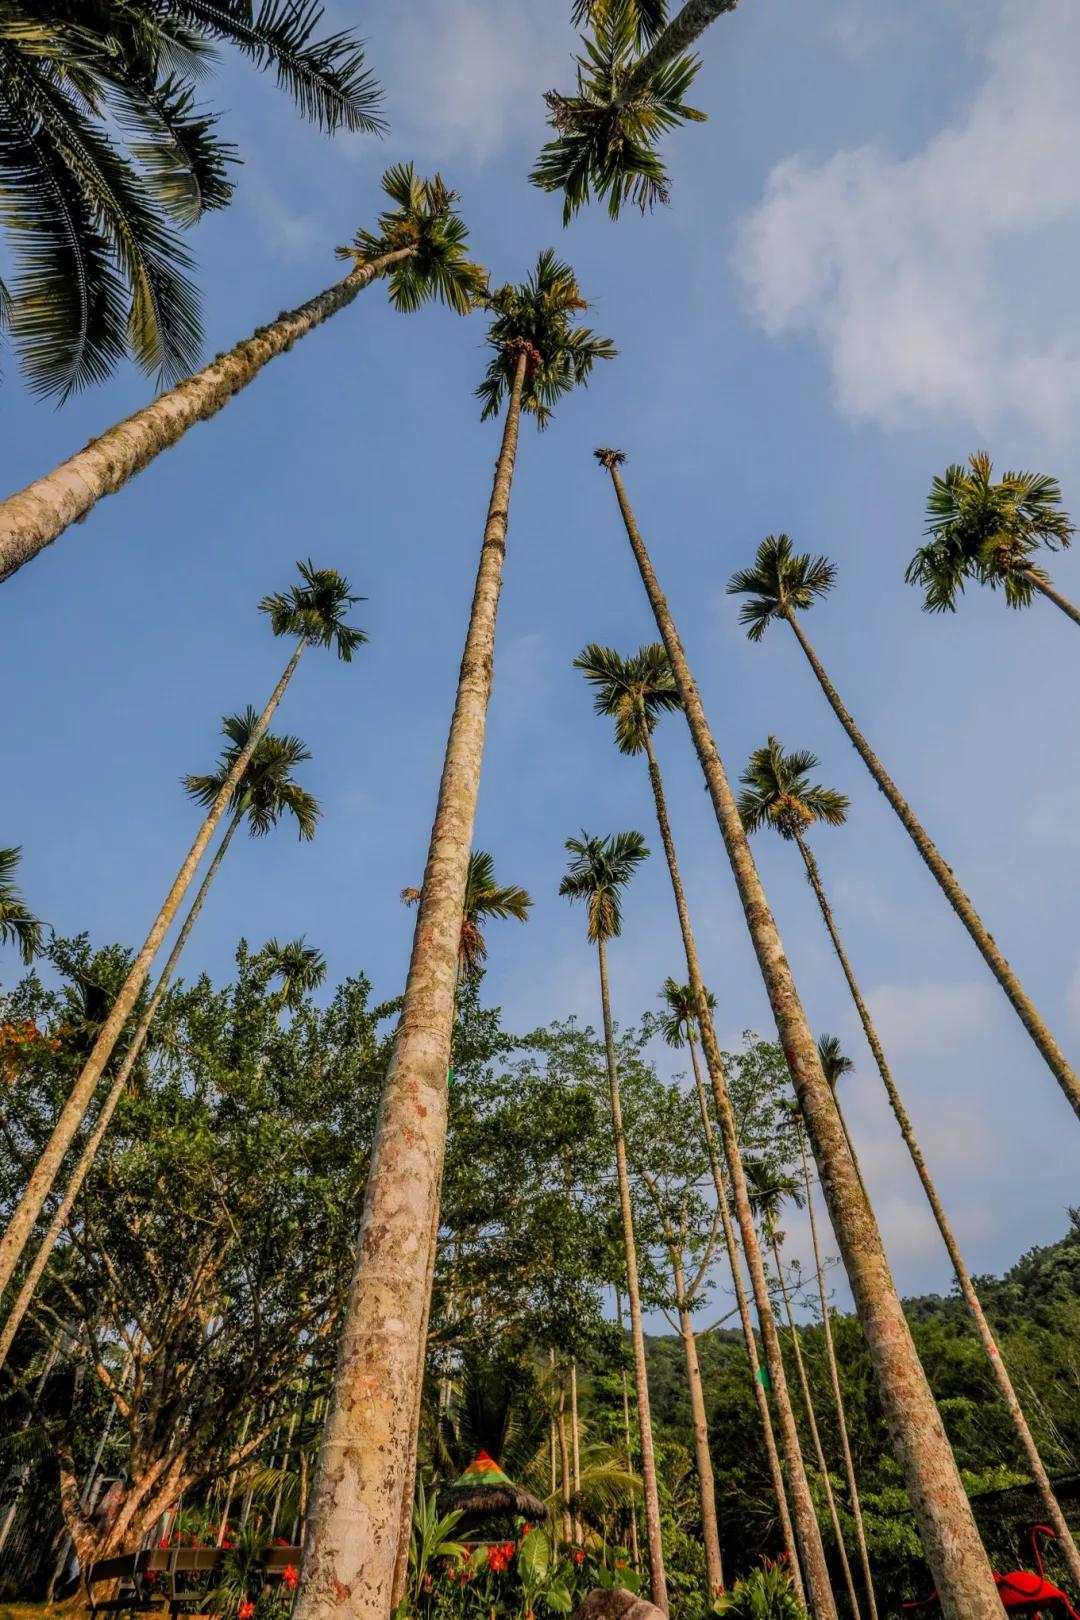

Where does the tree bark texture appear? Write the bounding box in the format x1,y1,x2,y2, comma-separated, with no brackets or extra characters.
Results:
625,0,739,99
672,1261,724,1597
1030,574,1080,629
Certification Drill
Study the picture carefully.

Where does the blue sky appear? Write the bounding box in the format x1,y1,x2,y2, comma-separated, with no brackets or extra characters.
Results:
2,0,1079,1317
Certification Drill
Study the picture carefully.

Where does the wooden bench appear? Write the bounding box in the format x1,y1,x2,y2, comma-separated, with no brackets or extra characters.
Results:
85,1544,302,1617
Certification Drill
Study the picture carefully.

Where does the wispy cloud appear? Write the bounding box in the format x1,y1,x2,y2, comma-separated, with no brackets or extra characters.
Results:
732,0,1080,445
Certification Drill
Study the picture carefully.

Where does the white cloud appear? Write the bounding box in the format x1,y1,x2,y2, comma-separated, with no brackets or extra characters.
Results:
733,0,1080,443
863,980,992,1059
377,0,573,165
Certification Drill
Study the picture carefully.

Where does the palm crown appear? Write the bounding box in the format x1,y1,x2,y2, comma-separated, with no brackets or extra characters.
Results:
657,976,715,1048
906,451,1075,613
184,710,320,840
727,534,837,642
476,250,616,428
531,8,704,224
260,935,327,1009
817,1034,853,1091
571,0,669,49
738,737,849,842
743,1157,802,1241
0,846,44,964
401,849,532,981
338,163,488,316
559,830,649,944
258,559,366,659
574,642,681,755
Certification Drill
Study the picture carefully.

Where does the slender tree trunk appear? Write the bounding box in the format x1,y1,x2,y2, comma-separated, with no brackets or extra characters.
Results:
597,937,668,1611
672,1257,724,1598
0,811,242,1370
685,1035,801,1590
293,356,528,1620
0,250,415,584
782,609,1080,1124
571,1356,583,1545
1030,573,1080,629
551,1347,559,1495
0,645,303,1299
603,455,1001,1620
640,730,823,1612
219,1410,252,1547
558,1375,573,1545
624,0,738,98
794,830,1080,1595
769,1236,861,1620
270,1409,300,1541
621,1365,642,1573
797,1124,879,1620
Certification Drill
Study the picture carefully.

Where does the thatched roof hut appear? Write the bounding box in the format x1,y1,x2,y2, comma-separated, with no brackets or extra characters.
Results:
437,1451,548,1529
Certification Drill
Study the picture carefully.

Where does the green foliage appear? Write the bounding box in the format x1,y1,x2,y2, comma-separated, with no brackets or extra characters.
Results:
737,738,849,841
574,642,681,757
406,1481,468,1612
339,163,488,316
559,830,650,944
908,449,1074,612
726,534,837,642
0,846,44,964
257,558,367,659
713,1561,808,1617
402,850,532,981
183,712,321,841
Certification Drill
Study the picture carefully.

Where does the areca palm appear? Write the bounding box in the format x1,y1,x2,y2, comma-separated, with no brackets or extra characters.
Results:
261,937,327,1014
294,254,612,1620
907,452,1079,627
558,829,667,1608
816,1036,862,1191
597,448,1001,1619
531,0,735,221
0,847,44,964
401,850,532,981
0,718,320,1372
739,736,1080,1594
0,163,486,583
0,559,361,1299
727,533,1080,1124
574,640,817,1607
745,1158,863,1620
0,0,382,398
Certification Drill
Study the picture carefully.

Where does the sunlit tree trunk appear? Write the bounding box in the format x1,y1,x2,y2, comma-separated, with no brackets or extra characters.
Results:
0,646,303,1299
571,1356,583,1545
0,250,414,584
1030,573,1080,628
558,1374,573,1545
671,1252,724,1598
793,829,1080,1595
602,454,1001,1620
640,728,822,1612
782,610,1080,1124
293,355,528,1620
597,936,668,1611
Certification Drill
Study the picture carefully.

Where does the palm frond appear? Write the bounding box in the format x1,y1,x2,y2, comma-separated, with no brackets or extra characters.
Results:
340,163,487,315
258,559,366,658
559,829,648,943
0,845,45,963
727,534,836,640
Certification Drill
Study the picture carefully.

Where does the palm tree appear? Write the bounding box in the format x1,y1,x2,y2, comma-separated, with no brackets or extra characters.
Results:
558,829,667,1610
596,448,1002,1619
727,532,1080,1124
261,937,328,1016
907,452,1079,627
657,981,801,1591
531,0,737,221
401,849,532,980
816,1036,862,1190
0,717,320,1372
738,735,1080,1595
0,164,486,584
0,560,361,1299
786,1098,879,1620
293,256,613,1620
573,640,814,1604
0,0,382,399
744,1159,862,1620
0,848,44,964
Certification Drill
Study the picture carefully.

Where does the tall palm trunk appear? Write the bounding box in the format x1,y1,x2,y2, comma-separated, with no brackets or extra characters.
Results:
551,1347,560,1495
597,936,668,1611
0,250,414,584
571,1357,583,1545
623,0,738,99
685,1033,801,1592
558,1374,573,1544
293,356,528,1620
0,643,304,1299
615,1300,642,1576
0,810,242,1371
796,1124,879,1620
270,1409,300,1541
768,1235,861,1620
794,830,1080,1594
601,454,1001,1620
640,729,823,1614
781,610,1080,1124
671,1252,724,1598
1030,574,1080,628
218,1410,253,1547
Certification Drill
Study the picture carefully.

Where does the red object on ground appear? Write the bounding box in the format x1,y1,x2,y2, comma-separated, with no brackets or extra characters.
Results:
903,1527,1080,1617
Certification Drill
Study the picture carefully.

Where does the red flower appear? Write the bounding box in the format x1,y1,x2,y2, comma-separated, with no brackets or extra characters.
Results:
423,1575,432,1593
274,1538,289,1547
159,1539,169,1550
282,1567,298,1591
238,1600,256,1620
573,1550,585,1567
